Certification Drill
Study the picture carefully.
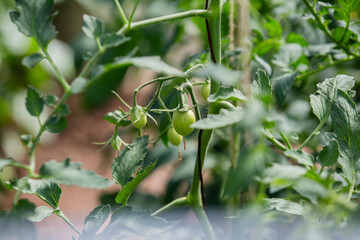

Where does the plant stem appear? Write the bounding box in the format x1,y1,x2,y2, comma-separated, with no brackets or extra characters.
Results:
279,131,292,149
28,90,72,172
347,170,356,201
79,50,104,79
192,207,217,240
56,210,81,235
133,76,174,109
157,97,172,121
112,90,132,109
296,57,354,81
145,81,165,110
42,49,70,91
297,116,327,150
262,129,288,151
338,17,350,45
186,83,201,121
118,9,210,34
12,190,21,206
113,0,129,25
128,0,142,27
95,37,103,52
151,197,188,216
185,64,204,74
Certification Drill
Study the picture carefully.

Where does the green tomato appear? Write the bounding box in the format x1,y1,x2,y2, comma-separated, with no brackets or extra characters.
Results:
172,110,196,136
167,127,183,146
111,135,122,151
131,107,147,129
201,81,210,101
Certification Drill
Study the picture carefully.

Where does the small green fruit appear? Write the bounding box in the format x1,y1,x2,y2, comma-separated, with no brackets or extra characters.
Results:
167,127,183,146
172,110,196,136
111,135,122,151
201,81,210,101
131,107,147,129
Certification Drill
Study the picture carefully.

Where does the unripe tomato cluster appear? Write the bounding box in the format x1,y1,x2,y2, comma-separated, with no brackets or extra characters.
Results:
123,91,198,149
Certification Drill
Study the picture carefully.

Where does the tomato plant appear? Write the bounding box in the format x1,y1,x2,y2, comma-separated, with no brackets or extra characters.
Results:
1,0,360,239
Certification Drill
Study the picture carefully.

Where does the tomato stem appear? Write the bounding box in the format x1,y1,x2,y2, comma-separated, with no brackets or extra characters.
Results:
42,48,71,92
56,210,81,235
113,0,129,26
118,9,210,34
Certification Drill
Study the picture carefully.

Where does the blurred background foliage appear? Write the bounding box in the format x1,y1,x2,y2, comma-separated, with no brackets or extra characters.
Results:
1,0,360,224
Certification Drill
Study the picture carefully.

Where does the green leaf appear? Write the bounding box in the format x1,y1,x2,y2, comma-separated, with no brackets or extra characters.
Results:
26,86,44,117
22,53,45,68
310,75,355,122
98,206,174,238
71,77,88,94
195,63,241,86
286,33,309,47
293,178,328,204
207,86,247,103
222,144,270,198
273,72,298,108
20,134,33,148
9,178,62,209
254,38,281,56
262,164,307,193
251,69,272,103
45,115,67,133
265,16,282,38
57,103,71,116
262,164,307,183
115,160,158,205
264,198,304,215
82,14,104,39
330,90,360,184
104,110,131,127
339,0,360,16
191,107,243,130
44,94,58,106
10,0,57,49
0,159,14,172
112,136,149,186
254,54,272,76
309,94,329,123
81,204,111,239
284,150,315,167
305,43,336,57
26,206,53,222
40,158,113,189
104,56,185,77
272,44,303,72
317,139,340,167
101,33,130,48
